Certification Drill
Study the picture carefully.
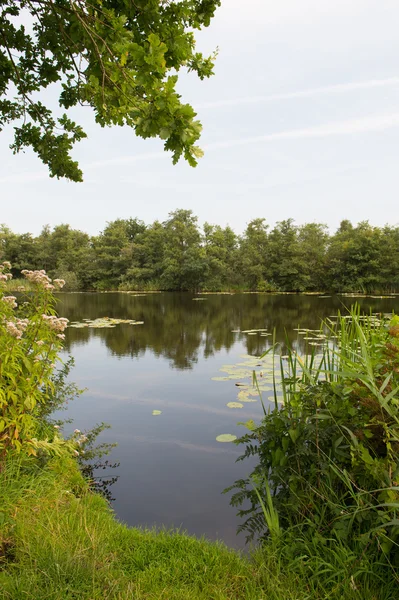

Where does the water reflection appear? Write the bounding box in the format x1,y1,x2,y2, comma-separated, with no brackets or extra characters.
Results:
58,292,397,369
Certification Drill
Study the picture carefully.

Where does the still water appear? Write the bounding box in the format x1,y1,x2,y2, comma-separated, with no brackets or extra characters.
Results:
57,292,399,549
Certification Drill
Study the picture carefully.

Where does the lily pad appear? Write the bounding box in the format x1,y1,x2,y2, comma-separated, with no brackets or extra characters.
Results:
238,396,258,403
152,410,162,416
216,434,237,443
211,376,231,381
226,402,244,409
68,316,144,329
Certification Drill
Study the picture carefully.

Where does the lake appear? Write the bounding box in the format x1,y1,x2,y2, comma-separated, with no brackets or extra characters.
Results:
56,292,399,549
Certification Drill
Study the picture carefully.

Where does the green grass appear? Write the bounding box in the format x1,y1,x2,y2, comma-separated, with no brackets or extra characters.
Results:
0,454,318,600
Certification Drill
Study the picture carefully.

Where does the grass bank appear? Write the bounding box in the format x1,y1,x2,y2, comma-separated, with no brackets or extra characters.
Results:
0,453,317,600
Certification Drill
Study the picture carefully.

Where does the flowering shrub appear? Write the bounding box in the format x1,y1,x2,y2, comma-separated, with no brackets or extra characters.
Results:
0,263,74,465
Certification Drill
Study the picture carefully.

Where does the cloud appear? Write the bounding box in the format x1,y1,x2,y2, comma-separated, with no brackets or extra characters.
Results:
204,112,399,150
85,151,166,170
197,77,399,110
0,171,48,184
3,111,399,183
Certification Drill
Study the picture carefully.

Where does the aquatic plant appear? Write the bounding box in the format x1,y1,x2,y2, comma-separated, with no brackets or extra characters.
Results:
225,308,399,593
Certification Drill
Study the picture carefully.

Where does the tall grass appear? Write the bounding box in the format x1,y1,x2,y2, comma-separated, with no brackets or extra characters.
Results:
227,307,399,599
0,452,324,600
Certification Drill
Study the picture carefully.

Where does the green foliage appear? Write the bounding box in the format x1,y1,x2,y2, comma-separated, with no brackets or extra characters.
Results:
226,310,399,594
0,454,274,599
0,263,78,464
2,215,399,292
0,0,220,179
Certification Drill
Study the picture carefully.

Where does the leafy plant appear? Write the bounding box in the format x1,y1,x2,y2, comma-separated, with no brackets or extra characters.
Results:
0,264,79,466
0,1,220,179
225,309,399,592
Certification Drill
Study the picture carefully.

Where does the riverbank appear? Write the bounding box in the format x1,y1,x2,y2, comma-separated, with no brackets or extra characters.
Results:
0,453,311,600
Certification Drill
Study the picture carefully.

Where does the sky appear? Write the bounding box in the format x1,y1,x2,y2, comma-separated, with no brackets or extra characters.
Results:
1,0,399,236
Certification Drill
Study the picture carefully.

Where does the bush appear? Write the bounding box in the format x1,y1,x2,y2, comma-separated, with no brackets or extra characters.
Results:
0,264,78,466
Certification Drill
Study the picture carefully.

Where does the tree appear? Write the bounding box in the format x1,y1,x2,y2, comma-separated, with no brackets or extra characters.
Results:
161,209,203,290
92,218,145,289
326,220,383,292
0,0,220,181
297,223,329,290
125,220,165,288
268,219,306,291
238,219,270,290
202,222,238,290
0,225,38,273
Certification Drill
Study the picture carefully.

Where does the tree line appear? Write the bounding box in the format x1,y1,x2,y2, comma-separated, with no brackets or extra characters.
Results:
1,210,398,293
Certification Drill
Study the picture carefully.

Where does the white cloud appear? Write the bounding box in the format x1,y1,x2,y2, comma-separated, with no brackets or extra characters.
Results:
204,112,399,150
197,77,399,109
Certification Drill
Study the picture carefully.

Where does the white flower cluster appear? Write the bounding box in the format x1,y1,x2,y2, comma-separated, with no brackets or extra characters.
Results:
42,314,69,332
2,295,17,308
74,429,88,448
6,318,29,339
21,270,65,290
0,262,13,282
53,279,66,288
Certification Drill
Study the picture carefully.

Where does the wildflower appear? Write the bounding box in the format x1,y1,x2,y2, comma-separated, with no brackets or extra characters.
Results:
22,269,53,288
36,340,44,346
54,425,60,429
6,321,22,339
74,450,79,456
2,296,17,308
0,274,7,282
56,333,65,340
74,429,81,434
42,314,69,332
3,261,11,269
53,279,66,289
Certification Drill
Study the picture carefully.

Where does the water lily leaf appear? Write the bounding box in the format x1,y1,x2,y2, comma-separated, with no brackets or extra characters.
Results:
226,402,244,408
238,395,258,403
211,376,231,381
152,410,162,416
216,434,237,443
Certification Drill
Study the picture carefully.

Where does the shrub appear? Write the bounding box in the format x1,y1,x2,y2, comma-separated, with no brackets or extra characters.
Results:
0,264,77,466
